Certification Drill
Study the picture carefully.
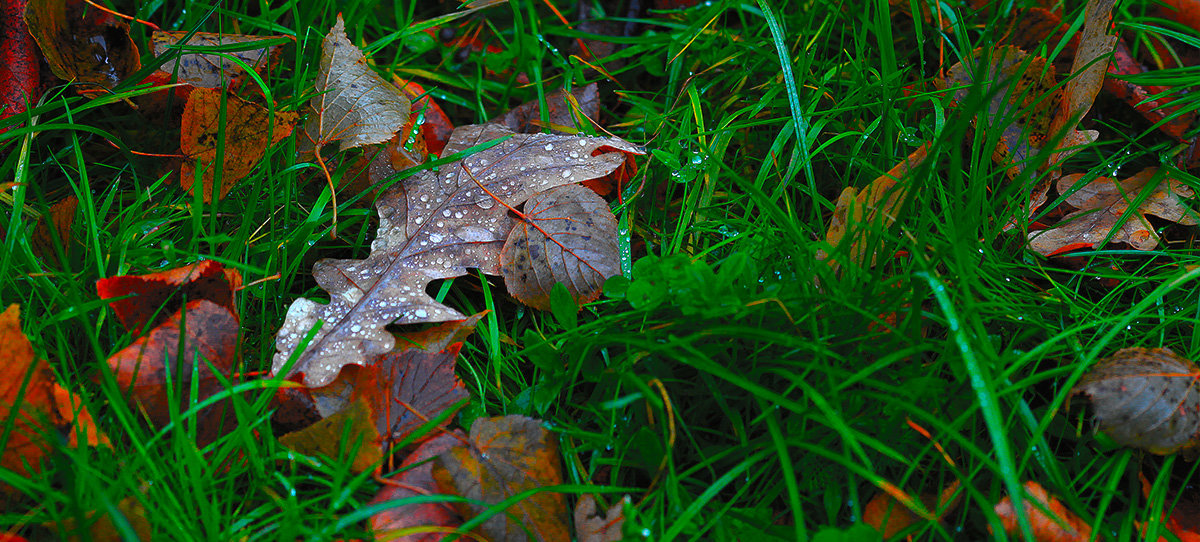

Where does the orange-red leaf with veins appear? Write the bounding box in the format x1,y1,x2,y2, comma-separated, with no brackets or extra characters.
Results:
106,299,239,447
273,123,642,387
1072,347,1200,455
0,305,106,496
351,342,468,449
1028,168,1198,255
396,78,453,156
432,415,569,542
501,184,619,310
180,88,297,201
23,0,139,92
992,481,1094,542
370,431,466,541
96,260,241,337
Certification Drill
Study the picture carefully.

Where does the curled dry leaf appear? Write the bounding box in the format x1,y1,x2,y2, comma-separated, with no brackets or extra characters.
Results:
273,123,642,387
993,481,1094,542
501,184,619,310
1047,0,1115,166
821,144,928,268
1072,347,1200,455
180,88,297,201
152,31,288,88
1028,168,1198,256
432,415,569,542
23,0,139,91
299,15,411,156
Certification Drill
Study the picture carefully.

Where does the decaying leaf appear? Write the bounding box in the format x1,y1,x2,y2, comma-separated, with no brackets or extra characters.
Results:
31,195,78,266
992,481,1094,542
352,342,468,449
1047,0,1116,166
432,415,569,542
821,144,928,267
500,184,619,310
152,31,288,88
180,88,297,201
279,395,382,473
575,494,628,542
370,432,466,541
299,15,411,155
1072,347,1200,455
0,305,106,496
273,123,642,387
1028,168,1198,256
23,0,139,92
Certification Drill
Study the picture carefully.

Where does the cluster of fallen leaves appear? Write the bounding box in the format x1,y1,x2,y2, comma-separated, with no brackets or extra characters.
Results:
2,2,645,540
827,0,1200,539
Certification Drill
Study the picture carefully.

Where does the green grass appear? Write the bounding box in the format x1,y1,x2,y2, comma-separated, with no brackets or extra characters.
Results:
3,0,1200,540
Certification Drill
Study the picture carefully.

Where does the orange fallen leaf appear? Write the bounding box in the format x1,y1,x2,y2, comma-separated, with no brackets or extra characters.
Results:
822,144,928,268
863,480,960,539
180,88,297,201
993,481,1095,542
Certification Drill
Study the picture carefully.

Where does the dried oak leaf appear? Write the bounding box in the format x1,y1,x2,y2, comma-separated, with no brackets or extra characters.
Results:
370,431,466,541
432,415,569,542
23,0,138,92
0,305,106,496
299,15,410,156
992,481,1094,542
106,299,240,447
1071,347,1200,455
180,87,297,201
273,123,642,387
501,183,619,310
1028,168,1198,256
152,31,288,89
96,260,241,336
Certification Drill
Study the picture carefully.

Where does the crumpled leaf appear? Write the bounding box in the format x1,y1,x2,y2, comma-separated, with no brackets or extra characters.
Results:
273,123,642,387
152,31,287,88
501,184,619,310
23,0,139,92
992,481,1094,542
0,304,106,496
1028,168,1198,255
299,15,411,155
432,415,569,542
180,88,297,201
370,431,466,541
821,144,928,268
575,494,628,542
1071,347,1200,455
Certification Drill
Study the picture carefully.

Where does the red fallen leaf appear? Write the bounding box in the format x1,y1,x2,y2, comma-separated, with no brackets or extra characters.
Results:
106,299,239,447
863,481,960,539
432,415,569,542
179,88,297,201
0,304,106,496
1153,0,1200,36
370,432,466,541
992,481,1095,542
23,0,139,93
96,260,241,336
1,0,40,134
1106,38,1195,143
500,184,620,310
1139,471,1200,541
395,78,453,157
350,342,468,451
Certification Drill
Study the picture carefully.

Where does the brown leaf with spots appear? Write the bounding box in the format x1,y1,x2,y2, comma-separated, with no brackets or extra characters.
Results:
501,184,619,310
273,123,642,387
180,88,296,201
1046,0,1115,167
23,0,139,92
432,415,569,542
1028,168,1198,256
1071,347,1200,455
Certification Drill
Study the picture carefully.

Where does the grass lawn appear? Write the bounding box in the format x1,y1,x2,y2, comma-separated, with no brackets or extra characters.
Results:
3,0,1200,540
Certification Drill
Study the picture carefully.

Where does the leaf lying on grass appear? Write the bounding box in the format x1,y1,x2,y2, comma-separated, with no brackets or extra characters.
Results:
992,481,1094,542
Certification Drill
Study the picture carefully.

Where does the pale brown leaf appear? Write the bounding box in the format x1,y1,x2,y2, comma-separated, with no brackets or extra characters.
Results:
273,124,642,386
500,184,619,310
151,31,287,88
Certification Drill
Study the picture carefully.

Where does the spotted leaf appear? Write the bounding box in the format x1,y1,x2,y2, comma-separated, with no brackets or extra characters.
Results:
1072,347,1200,455
273,124,643,386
